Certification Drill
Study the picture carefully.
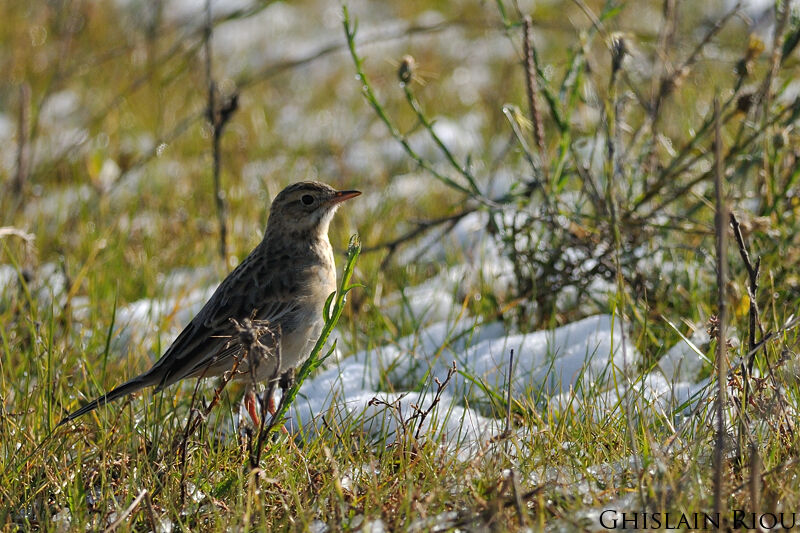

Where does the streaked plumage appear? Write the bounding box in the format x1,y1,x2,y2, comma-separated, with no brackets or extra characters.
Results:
60,181,360,425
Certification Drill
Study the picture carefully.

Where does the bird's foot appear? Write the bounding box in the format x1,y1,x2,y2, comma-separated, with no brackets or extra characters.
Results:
244,389,279,426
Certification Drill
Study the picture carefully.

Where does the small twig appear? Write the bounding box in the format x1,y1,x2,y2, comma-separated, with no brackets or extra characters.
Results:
361,207,478,267
522,16,547,177
749,441,761,510
368,393,411,446
712,96,728,519
342,7,494,206
503,349,515,455
366,361,457,448
143,491,158,533
739,315,800,365
204,0,239,262
630,3,745,216
401,83,483,197
508,469,528,528
755,0,789,123
729,212,764,375
571,0,606,37
103,489,147,533
728,211,759,468
237,19,452,90
755,1,790,227
652,2,741,119
729,212,794,445
411,361,457,441
603,30,644,507
504,349,514,435
633,99,795,221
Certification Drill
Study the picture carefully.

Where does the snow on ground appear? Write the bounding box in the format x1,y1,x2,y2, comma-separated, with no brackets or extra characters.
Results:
288,313,707,452
0,199,713,457
3,241,707,457
0,261,72,311
0,0,735,463
0,113,15,174
112,284,217,358
290,315,623,445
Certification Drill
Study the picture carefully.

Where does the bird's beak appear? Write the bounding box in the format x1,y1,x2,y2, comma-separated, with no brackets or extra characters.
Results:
330,189,361,204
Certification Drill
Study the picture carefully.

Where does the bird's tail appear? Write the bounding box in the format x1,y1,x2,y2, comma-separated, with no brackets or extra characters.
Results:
58,375,156,426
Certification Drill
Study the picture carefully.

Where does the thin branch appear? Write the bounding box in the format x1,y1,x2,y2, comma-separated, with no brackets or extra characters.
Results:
237,19,454,90
653,2,741,118
503,349,515,455
632,100,796,221
756,1,790,207
143,491,158,533
361,207,478,267
522,16,547,177
712,96,728,519
729,212,764,374
401,83,483,197
508,469,528,528
342,7,494,206
411,361,457,441
204,0,238,262
755,0,789,123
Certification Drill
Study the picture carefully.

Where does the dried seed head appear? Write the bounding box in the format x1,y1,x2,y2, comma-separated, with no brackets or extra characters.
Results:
398,54,415,84
773,128,789,149
736,92,755,114
707,314,720,340
610,33,628,74
745,34,766,62
735,35,765,78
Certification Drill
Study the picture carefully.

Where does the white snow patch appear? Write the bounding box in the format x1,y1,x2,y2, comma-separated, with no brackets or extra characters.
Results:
289,314,636,451
112,285,217,358
397,210,504,264
0,113,15,173
0,265,19,295
658,327,711,383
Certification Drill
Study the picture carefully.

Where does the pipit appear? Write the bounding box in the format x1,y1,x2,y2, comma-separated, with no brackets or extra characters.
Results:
60,181,360,426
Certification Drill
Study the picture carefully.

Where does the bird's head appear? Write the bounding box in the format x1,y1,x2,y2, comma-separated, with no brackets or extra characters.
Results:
266,181,361,238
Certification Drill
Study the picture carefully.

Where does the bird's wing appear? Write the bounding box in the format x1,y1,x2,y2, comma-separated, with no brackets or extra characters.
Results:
148,249,305,389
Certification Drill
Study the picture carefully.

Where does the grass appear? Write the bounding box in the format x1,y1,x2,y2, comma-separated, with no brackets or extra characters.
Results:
3,0,800,530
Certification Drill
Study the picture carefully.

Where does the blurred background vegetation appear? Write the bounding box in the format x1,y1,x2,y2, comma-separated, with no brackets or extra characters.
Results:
4,0,800,529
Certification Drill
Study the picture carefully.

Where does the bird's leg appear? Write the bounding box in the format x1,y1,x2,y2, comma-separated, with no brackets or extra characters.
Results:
264,377,278,416
244,388,261,428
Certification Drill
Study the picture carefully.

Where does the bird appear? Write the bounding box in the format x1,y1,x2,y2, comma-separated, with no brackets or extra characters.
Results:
59,181,360,426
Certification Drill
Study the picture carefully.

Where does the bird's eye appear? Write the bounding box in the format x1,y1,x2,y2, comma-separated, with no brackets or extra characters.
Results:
301,194,315,206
